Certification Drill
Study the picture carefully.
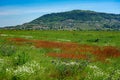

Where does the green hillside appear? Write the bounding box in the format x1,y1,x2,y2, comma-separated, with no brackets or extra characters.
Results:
4,10,120,30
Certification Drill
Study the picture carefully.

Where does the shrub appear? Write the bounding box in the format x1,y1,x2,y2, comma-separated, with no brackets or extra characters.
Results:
0,44,16,56
13,51,30,66
52,60,89,79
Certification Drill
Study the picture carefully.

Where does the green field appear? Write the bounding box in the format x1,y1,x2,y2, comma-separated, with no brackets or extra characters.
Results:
0,30,120,80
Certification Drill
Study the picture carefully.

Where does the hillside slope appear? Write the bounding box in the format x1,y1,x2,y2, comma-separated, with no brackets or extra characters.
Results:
4,10,120,30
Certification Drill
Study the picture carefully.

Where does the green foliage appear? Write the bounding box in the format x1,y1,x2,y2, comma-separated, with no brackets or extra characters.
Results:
52,60,89,79
0,44,16,56
0,59,7,79
13,51,30,66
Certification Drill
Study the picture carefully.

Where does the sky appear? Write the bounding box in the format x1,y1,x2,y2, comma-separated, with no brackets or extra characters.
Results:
0,0,120,27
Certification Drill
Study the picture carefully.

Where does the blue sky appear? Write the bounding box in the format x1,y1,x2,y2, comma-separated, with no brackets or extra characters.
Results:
0,0,120,27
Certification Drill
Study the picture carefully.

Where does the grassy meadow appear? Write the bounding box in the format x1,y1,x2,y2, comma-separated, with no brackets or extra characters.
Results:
0,30,120,80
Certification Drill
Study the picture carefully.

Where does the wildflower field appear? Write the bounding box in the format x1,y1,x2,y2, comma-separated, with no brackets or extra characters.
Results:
0,30,120,80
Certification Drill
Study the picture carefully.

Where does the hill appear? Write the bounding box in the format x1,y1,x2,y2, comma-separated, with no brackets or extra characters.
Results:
4,10,120,30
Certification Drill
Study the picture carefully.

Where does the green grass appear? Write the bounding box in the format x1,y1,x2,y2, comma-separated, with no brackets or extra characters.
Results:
0,30,120,46
0,30,120,80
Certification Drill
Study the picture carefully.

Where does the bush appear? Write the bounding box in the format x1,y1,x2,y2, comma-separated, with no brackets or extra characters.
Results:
0,44,16,56
52,60,89,79
13,51,30,66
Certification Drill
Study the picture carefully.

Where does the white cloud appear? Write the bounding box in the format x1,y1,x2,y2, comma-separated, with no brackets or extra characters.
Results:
0,6,71,16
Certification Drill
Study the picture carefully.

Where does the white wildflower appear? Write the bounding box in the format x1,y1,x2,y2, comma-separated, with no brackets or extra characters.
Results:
14,65,34,75
60,61,79,66
57,39,71,42
87,64,109,78
70,62,79,65
112,69,120,80
21,35,33,39
0,34,8,36
88,65,99,69
6,61,45,77
115,70,120,75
